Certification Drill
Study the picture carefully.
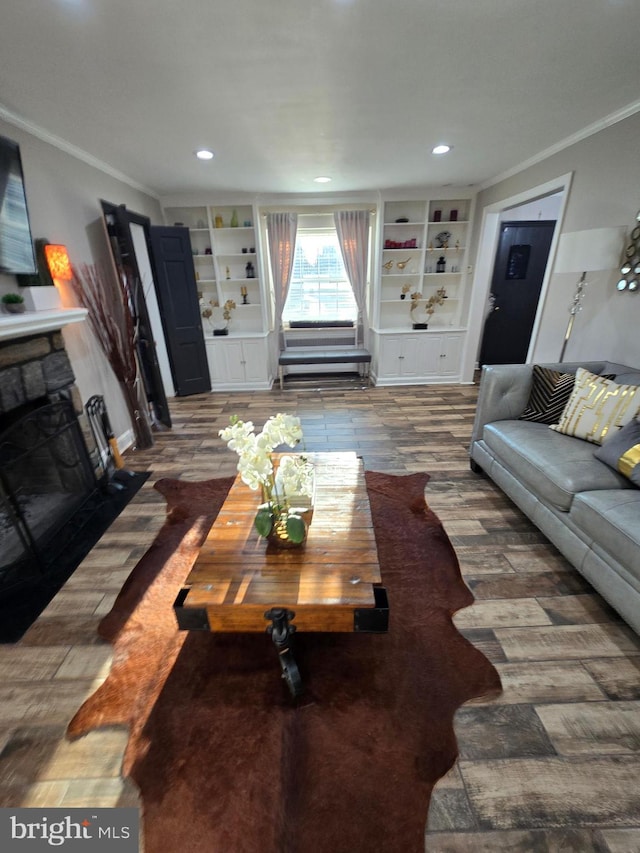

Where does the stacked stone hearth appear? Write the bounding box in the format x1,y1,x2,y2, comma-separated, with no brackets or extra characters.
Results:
0,331,85,433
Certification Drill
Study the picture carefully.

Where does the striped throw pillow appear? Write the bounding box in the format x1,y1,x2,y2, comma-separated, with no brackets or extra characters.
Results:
519,366,577,425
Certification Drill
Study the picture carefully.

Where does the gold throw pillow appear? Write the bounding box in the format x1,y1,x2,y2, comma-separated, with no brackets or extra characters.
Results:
550,368,640,445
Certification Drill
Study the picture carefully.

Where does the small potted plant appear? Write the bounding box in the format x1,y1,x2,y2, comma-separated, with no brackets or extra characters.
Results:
1,292,26,314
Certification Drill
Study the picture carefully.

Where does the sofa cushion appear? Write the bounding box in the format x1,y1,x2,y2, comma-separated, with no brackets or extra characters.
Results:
550,368,640,445
519,365,577,424
594,417,640,486
570,490,640,581
483,420,630,511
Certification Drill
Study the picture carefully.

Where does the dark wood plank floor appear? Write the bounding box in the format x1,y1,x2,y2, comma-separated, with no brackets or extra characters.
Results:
0,375,638,852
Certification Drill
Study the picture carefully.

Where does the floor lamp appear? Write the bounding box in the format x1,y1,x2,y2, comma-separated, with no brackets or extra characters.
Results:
554,227,624,362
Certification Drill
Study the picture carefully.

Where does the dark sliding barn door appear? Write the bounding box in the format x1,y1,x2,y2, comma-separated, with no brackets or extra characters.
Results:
149,226,211,397
101,201,172,428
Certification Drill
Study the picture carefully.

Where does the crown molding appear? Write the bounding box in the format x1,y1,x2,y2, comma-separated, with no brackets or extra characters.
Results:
480,98,640,191
0,104,159,200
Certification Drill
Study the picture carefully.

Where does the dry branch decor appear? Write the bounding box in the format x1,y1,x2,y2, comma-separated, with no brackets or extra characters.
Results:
69,263,153,449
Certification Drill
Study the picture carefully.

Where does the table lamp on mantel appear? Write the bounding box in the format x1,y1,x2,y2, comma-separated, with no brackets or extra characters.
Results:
554,227,625,362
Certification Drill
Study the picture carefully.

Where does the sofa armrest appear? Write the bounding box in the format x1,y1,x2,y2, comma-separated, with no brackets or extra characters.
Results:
470,364,535,446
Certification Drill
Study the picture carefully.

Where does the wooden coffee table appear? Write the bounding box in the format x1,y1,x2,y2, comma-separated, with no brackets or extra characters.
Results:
174,451,389,695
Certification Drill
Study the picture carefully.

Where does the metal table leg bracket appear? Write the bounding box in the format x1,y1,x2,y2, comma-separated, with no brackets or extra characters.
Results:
264,607,303,697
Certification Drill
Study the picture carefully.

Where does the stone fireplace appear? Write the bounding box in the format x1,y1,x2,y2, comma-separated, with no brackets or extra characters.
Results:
0,310,99,597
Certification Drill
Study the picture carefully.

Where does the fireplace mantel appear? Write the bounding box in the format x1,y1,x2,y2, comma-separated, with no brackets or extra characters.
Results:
0,308,88,342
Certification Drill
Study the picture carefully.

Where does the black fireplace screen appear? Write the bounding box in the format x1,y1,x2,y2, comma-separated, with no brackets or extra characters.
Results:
0,400,97,592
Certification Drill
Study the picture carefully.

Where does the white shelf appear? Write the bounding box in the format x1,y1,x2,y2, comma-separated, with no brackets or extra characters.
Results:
381,273,422,278
213,226,254,233
428,220,470,226
423,273,463,278
0,307,88,341
376,196,474,372
217,252,257,258
384,221,425,227
374,325,467,334
164,201,265,343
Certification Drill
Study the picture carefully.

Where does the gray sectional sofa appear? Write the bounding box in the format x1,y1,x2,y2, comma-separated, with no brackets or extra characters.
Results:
469,361,640,635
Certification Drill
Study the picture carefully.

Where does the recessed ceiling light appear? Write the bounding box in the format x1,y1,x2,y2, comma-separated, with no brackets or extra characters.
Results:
314,176,332,183
432,145,452,155
196,149,214,161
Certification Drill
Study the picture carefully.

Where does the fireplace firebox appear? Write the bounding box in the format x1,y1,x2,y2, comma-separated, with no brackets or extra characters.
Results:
0,399,98,595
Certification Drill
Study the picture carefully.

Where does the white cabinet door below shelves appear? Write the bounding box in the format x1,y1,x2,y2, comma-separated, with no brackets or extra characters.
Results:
206,336,271,389
376,331,464,384
239,338,270,384
438,333,463,377
379,335,424,380
419,332,463,377
222,339,248,384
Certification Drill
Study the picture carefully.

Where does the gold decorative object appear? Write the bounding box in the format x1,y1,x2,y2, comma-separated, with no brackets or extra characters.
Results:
409,287,447,327
222,299,236,320
396,257,411,270
382,260,394,271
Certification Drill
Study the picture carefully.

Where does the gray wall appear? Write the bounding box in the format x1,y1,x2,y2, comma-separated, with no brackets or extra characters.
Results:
0,117,163,445
468,111,640,369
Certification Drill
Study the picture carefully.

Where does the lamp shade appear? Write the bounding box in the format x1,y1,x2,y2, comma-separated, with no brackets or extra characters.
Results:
44,244,72,281
554,227,624,275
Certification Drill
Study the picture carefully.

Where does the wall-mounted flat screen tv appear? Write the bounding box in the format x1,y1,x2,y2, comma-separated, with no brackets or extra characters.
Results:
0,134,37,274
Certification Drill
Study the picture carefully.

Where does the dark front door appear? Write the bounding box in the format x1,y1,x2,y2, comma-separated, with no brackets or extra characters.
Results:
479,220,556,365
149,226,211,397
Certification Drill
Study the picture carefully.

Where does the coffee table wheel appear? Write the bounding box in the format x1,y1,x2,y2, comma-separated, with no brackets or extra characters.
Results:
265,607,304,698
278,649,303,697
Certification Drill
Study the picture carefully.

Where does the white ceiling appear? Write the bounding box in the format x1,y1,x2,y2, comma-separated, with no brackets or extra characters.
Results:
1,0,639,199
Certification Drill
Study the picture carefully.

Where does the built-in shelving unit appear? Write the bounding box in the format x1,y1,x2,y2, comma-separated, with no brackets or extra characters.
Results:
163,202,272,389
162,191,475,390
372,194,475,385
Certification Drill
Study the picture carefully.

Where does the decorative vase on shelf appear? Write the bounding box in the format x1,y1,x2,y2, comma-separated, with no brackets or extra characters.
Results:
230,209,239,228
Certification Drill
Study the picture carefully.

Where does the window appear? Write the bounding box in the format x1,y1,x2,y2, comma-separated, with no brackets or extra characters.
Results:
282,229,357,324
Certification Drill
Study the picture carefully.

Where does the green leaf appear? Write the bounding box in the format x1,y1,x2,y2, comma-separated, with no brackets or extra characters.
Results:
254,508,274,537
286,514,306,544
